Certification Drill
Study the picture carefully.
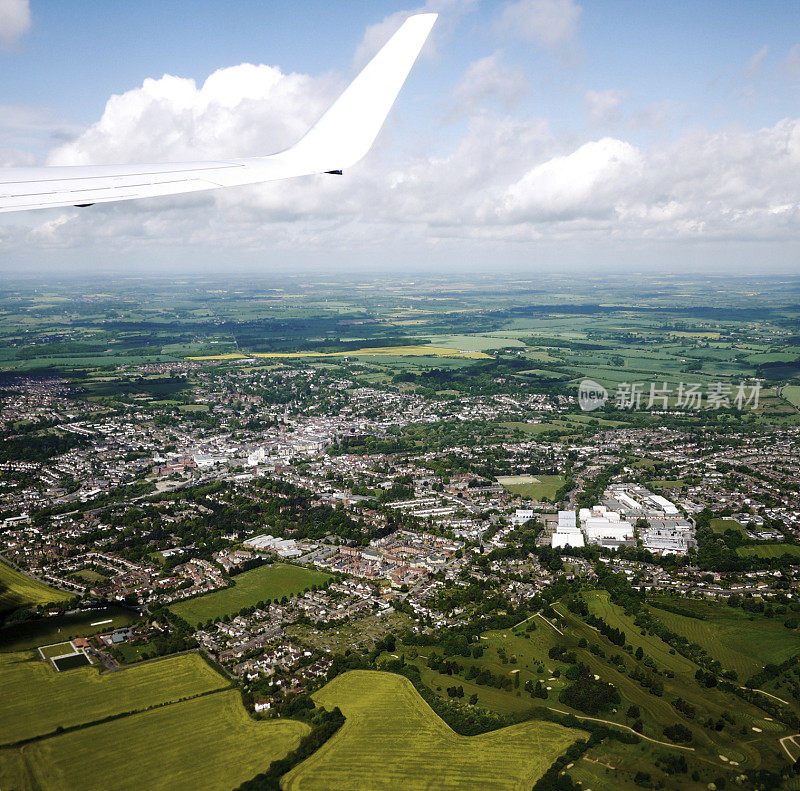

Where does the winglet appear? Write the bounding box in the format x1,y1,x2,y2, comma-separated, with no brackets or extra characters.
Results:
277,13,437,173
0,13,437,213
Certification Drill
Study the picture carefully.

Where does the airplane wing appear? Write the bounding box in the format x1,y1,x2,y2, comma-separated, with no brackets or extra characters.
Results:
0,13,437,214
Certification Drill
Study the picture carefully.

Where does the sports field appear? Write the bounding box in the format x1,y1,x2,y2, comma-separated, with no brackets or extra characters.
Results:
14,689,308,791
282,670,584,791
0,560,70,613
0,651,228,744
171,563,330,625
38,642,74,660
496,475,566,501
708,517,747,536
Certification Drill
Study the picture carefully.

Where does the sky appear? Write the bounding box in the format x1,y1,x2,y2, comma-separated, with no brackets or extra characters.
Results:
2,0,800,274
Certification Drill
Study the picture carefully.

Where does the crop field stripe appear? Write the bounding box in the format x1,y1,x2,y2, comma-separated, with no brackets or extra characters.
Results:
283,670,586,791
0,559,70,611
0,651,229,745
21,689,308,791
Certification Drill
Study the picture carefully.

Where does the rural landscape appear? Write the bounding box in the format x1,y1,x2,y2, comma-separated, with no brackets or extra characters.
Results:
0,270,798,790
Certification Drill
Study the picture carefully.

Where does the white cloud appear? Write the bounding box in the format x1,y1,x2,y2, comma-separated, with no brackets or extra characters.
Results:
0,0,30,50
499,137,642,221
584,89,625,125
8,37,800,263
449,53,528,118
782,45,800,79
47,64,340,166
497,0,581,47
745,45,769,80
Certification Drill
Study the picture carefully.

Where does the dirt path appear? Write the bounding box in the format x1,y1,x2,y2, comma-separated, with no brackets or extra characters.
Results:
546,707,695,751
536,612,564,636
780,734,800,762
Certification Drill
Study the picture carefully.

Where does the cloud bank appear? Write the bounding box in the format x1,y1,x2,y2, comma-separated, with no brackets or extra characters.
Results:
5,4,800,270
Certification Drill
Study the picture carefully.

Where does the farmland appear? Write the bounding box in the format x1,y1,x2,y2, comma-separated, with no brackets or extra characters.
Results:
171,563,331,625
0,651,228,744
282,670,584,791
9,689,308,791
0,560,70,614
190,345,492,361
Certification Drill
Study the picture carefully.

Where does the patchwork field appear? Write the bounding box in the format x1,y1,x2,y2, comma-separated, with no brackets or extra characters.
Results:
171,563,331,625
10,689,308,791
282,670,584,791
0,651,228,744
189,345,492,361
0,561,70,614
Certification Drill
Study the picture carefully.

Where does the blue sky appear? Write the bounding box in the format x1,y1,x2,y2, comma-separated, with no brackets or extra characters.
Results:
6,1,800,136
2,0,800,273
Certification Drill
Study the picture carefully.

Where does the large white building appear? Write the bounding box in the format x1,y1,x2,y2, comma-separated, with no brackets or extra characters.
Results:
579,507,635,544
551,510,584,548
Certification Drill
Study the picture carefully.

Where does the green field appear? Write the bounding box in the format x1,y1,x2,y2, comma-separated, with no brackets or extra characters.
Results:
736,543,800,559
8,689,308,791
171,563,331,625
0,651,228,744
782,385,800,409
709,518,747,536
0,561,70,614
37,642,74,660
72,569,108,585
283,670,584,791
646,595,799,679
496,475,566,501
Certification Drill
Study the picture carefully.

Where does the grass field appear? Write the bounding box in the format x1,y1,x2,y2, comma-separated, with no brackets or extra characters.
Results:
0,606,136,652
496,475,566,501
37,642,74,660
171,563,331,625
72,569,108,584
0,651,228,744
12,689,308,791
282,670,584,791
709,517,747,536
736,543,800,559
781,385,800,409
0,561,70,613
646,595,799,679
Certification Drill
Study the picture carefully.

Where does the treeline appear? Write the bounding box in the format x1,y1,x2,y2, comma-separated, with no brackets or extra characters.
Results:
584,613,626,646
